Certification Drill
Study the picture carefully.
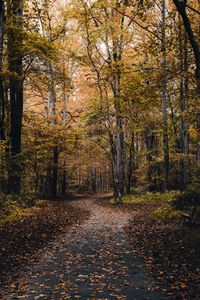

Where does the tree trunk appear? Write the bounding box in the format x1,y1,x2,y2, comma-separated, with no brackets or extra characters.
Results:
108,131,117,195
61,169,67,196
173,0,200,161
91,166,97,193
161,0,169,191
113,66,125,202
173,0,200,93
8,0,23,194
52,146,58,198
179,22,189,190
0,0,5,141
61,77,68,196
126,132,134,194
0,1,6,191
49,63,58,198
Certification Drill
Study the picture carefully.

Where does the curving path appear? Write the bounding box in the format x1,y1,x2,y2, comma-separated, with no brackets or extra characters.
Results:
1,196,169,300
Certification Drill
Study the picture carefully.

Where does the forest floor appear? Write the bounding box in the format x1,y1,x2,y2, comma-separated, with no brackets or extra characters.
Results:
0,194,199,299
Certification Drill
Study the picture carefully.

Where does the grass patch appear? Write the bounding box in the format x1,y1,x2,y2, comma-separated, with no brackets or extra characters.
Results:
110,195,145,204
145,191,180,202
152,206,182,220
110,191,180,205
35,199,49,207
0,206,39,228
152,201,200,221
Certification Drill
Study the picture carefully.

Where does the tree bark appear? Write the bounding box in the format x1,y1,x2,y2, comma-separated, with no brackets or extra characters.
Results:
49,63,58,198
0,0,5,141
113,70,125,202
161,0,169,191
173,0,200,92
179,22,189,189
126,132,135,194
112,35,125,202
52,146,58,198
61,76,68,196
8,0,23,194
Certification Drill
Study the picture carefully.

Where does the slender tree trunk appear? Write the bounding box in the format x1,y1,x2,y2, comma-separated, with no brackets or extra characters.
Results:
52,146,58,198
61,169,67,196
161,0,169,191
179,23,189,189
135,132,139,169
49,63,58,198
8,0,23,194
61,77,67,196
91,166,97,193
126,132,134,194
105,90,118,198
108,131,117,196
113,66,125,202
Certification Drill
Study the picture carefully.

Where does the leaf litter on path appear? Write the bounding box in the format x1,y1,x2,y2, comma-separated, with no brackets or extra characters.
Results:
1,196,170,299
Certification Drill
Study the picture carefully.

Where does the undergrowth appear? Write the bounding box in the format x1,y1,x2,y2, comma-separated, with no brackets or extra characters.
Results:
152,206,182,220
110,191,180,205
0,193,36,228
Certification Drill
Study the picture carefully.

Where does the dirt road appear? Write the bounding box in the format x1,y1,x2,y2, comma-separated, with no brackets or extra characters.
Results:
1,196,169,299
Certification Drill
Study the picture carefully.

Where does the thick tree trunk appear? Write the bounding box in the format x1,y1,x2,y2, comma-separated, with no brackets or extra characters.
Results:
0,0,5,141
173,0,200,92
161,0,169,191
8,0,23,194
0,1,6,191
173,0,200,161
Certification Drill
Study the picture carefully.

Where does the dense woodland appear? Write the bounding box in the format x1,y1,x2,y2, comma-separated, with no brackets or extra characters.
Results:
0,0,199,203
0,1,200,298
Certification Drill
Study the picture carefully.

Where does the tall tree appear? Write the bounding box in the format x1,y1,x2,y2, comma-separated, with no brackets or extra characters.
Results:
80,0,135,202
0,0,5,141
49,63,59,198
179,21,189,189
8,0,24,193
173,0,200,93
161,0,169,191
173,0,200,162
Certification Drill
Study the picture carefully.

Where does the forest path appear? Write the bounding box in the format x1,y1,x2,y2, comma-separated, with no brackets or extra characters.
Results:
2,195,169,300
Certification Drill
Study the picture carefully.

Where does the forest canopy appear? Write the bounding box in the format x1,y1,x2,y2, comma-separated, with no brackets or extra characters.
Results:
0,0,199,203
